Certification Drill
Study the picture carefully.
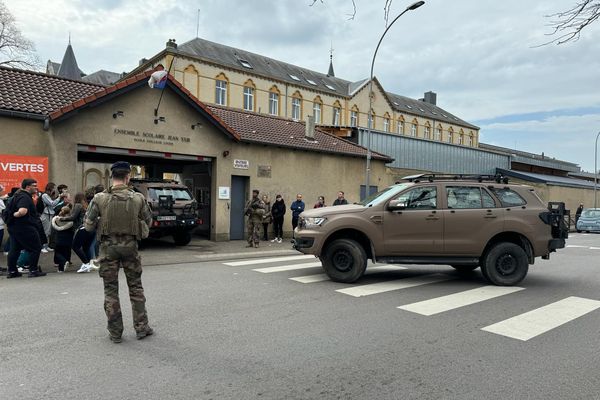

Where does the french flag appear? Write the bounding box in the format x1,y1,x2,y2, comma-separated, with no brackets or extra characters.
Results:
148,70,168,89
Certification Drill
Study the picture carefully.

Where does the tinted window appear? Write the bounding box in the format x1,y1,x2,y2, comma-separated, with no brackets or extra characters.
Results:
490,188,526,207
395,186,437,210
481,189,496,208
358,184,410,207
581,209,600,218
148,188,192,201
446,186,483,209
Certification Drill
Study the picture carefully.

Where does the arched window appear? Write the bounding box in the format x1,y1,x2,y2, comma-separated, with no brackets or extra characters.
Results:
397,115,405,135
243,79,256,111
215,72,229,106
350,105,359,127
313,96,323,123
424,121,431,139
368,109,375,129
458,129,465,145
292,91,303,120
269,85,280,116
410,118,418,137
468,131,474,146
332,100,342,125
183,65,199,96
435,124,442,141
448,127,454,143
383,112,391,132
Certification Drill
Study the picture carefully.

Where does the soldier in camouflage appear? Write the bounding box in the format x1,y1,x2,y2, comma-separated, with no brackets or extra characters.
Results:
84,161,153,344
244,189,266,248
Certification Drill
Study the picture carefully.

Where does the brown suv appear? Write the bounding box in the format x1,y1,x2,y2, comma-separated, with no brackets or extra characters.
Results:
293,175,569,286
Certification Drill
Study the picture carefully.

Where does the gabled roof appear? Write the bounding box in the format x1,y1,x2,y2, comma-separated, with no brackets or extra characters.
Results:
207,104,392,162
386,92,479,130
0,66,102,117
82,70,122,86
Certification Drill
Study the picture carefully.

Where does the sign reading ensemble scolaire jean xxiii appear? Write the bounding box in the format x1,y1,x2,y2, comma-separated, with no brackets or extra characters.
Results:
0,154,49,190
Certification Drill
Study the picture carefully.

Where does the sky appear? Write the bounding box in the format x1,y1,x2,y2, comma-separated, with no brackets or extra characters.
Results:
4,0,600,172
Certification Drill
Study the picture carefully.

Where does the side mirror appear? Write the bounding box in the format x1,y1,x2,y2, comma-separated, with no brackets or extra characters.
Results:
388,199,407,211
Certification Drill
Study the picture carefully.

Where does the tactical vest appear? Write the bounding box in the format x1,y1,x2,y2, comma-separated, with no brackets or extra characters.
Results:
95,187,144,239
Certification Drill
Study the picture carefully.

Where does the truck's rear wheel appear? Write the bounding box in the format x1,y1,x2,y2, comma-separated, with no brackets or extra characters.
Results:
481,242,528,286
173,231,192,246
321,238,367,283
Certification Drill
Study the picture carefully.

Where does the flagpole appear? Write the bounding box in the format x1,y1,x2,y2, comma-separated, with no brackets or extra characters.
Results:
154,56,174,117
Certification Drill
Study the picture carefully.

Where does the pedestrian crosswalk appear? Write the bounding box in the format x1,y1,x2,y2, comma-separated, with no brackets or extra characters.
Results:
220,254,600,342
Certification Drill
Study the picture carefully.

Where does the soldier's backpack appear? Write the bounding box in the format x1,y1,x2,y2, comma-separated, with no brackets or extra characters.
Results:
100,190,149,240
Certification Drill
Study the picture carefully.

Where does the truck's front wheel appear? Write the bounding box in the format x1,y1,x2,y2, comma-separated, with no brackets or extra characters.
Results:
321,239,367,283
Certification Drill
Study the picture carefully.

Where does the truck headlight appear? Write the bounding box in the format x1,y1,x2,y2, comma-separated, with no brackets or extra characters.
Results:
301,217,327,229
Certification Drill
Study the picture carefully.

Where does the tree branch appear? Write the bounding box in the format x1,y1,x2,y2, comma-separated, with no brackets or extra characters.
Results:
539,0,600,45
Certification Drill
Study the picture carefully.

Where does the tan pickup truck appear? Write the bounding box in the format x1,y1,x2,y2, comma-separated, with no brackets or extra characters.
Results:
293,175,569,286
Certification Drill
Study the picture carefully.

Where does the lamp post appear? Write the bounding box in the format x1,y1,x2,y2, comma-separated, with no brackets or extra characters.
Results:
365,1,425,198
595,131,600,207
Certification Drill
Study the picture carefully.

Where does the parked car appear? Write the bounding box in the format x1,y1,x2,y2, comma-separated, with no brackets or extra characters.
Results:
293,174,569,286
576,208,600,233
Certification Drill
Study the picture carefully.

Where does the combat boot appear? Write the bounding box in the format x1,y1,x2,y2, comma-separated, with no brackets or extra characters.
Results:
28,270,47,278
136,327,154,340
6,271,23,279
109,335,122,344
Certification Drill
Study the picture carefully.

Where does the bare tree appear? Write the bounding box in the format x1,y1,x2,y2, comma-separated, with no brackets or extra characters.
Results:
309,0,397,26
0,1,40,69
544,0,600,45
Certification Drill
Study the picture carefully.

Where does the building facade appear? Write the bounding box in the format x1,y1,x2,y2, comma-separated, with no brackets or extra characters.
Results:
126,38,480,149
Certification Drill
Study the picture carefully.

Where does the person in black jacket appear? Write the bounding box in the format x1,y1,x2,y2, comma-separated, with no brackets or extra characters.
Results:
332,191,348,206
270,194,286,243
51,206,74,272
5,179,46,278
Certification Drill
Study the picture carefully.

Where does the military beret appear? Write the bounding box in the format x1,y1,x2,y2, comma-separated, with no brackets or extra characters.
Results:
110,161,131,171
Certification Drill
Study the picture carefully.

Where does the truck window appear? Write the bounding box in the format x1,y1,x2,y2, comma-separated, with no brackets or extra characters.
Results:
394,186,437,210
148,188,193,201
489,188,526,207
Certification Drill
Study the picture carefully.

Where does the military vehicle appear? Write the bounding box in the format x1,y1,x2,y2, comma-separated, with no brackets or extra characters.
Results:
130,179,201,246
293,174,569,286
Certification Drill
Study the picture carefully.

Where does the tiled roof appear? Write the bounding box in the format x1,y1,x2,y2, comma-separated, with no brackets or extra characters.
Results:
0,66,102,116
207,104,393,162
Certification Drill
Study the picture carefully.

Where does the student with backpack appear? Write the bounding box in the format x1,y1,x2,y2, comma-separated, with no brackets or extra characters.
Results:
39,182,68,252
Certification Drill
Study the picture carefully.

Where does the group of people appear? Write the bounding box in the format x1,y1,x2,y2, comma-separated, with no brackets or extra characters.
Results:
244,190,349,248
0,161,154,344
0,181,104,277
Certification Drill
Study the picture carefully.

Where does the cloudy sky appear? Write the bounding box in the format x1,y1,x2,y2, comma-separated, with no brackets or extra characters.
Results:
5,0,600,171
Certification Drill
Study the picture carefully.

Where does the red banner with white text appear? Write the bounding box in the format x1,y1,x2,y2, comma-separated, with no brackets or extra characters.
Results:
0,154,48,191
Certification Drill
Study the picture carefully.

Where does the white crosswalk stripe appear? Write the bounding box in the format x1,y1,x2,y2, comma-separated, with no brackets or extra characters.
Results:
335,274,452,297
253,262,323,274
223,255,315,266
289,274,329,283
289,265,407,284
481,296,600,341
398,286,525,316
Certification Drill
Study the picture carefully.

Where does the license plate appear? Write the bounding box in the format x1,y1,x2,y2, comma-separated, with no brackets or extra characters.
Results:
156,216,177,221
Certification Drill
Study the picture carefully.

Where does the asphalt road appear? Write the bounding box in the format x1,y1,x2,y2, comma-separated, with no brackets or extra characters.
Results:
1,233,600,400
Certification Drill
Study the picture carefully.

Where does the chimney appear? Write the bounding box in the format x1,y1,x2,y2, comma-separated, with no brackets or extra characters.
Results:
166,38,177,49
424,91,437,105
139,58,148,66
305,115,316,140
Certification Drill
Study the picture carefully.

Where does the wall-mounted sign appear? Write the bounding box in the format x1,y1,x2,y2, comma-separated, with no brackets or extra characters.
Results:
113,128,191,147
257,165,272,178
233,159,249,169
0,154,48,190
218,186,230,200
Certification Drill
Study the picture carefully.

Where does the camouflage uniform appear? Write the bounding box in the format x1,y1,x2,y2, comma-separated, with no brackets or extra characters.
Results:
85,184,152,339
245,196,265,247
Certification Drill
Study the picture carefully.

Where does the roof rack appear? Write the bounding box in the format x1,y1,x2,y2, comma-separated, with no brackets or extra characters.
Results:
401,173,509,184
130,178,179,184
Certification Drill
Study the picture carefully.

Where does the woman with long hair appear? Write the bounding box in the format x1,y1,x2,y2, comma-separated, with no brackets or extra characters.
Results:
60,192,96,273
39,182,67,252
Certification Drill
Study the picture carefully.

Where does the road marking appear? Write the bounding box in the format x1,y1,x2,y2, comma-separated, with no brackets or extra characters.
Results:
566,245,587,248
335,274,451,297
253,262,323,273
223,255,315,266
481,296,600,341
590,247,600,250
289,274,329,283
398,286,525,316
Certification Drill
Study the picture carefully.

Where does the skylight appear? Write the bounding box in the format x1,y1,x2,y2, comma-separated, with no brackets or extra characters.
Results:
325,84,336,91
306,78,317,86
418,108,425,112
406,105,412,109
238,59,253,69
289,74,301,81
393,102,399,106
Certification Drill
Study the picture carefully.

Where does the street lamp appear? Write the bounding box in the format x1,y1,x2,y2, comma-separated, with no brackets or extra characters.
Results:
365,1,425,198
595,131,600,207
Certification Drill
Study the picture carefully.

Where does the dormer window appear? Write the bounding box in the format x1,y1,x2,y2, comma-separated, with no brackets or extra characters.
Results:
238,59,253,69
